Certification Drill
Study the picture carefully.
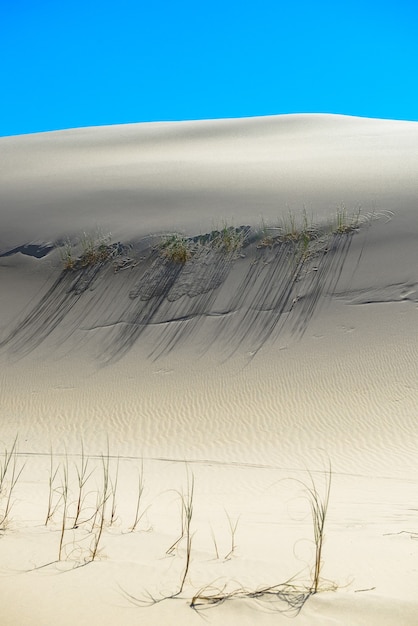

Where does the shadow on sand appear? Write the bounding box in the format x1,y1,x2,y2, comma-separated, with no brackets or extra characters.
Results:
1,229,362,362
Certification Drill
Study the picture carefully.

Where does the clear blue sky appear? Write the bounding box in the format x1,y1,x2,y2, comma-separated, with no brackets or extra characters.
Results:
1,0,417,136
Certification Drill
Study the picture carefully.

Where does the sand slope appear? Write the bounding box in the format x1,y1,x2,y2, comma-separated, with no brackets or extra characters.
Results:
1,114,418,252
1,115,418,625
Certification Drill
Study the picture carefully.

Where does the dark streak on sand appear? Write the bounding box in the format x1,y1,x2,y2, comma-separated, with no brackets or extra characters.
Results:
1,230,358,362
0,243,55,259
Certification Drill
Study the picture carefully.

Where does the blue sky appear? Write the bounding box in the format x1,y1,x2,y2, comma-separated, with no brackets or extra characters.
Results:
1,0,417,136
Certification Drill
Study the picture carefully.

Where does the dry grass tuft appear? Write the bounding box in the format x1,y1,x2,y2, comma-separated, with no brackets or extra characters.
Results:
58,231,124,271
158,234,194,264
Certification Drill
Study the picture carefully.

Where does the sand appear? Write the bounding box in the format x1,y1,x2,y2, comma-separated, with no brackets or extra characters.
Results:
1,114,418,625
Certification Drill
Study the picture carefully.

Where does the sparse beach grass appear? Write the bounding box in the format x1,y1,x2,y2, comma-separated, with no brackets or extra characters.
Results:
140,205,373,273
256,206,366,256
0,438,335,616
189,465,333,614
2,111,416,626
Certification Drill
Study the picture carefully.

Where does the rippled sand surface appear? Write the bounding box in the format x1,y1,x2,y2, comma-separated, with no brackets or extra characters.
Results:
1,114,418,625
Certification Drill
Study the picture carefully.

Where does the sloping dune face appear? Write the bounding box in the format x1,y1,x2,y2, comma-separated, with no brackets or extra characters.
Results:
1,114,418,467
1,115,418,626
1,114,418,252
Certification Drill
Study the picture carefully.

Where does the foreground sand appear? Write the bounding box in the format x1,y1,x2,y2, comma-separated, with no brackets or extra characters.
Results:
1,114,418,625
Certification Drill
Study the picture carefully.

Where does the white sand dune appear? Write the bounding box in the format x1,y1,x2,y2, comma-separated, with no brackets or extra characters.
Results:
1,114,418,252
1,114,418,625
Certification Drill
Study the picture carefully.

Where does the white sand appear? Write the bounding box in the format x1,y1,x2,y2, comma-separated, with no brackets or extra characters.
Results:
1,114,418,625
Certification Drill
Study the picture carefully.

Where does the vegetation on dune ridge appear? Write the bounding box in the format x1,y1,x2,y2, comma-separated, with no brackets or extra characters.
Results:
155,207,365,265
56,206,385,271
56,204,382,275
0,206,389,360
58,230,129,271
158,223,250,264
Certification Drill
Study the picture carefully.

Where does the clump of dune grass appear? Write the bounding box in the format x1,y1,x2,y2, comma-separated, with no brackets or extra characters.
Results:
332,205,362,234
158,234,195,264
197,222,249,255
211,223,248,255
256,218,276,248
331,206,393,234
79,231,113,267
255,206,380,273
278,209,319,244
158,223,249,265
255,209,323,260
257,205,369,249
58,231,124,271
59,238,76,270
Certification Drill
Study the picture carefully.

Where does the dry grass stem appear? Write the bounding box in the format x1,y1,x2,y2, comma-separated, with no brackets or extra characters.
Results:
130,462,148,532
58,459,69,560
224,510,240,560
89,449,111,561
307,466,332,593
45,447,61,525
177,472,195,594
0,436,25,529
72,441,94,528
109,456,120,526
